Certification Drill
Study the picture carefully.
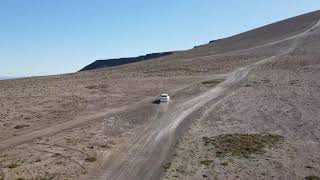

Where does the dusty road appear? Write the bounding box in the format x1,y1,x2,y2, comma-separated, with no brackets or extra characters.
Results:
0,79,218,152
1,11,319,180
80,17,320,180
183,16,320,62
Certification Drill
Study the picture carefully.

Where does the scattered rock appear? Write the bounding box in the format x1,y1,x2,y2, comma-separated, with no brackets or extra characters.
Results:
14,124,30,129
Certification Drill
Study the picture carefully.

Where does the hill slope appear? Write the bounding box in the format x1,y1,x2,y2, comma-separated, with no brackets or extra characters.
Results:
0,10,320,180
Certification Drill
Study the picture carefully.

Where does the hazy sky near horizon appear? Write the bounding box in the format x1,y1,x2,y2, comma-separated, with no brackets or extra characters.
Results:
1,1,320,77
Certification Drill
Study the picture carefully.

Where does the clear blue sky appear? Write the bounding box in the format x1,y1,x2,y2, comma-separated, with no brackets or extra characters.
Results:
1,0,319,77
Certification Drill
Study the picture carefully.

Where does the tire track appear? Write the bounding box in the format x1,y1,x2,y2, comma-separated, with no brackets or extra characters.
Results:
81,18,320,180
0,77,220,152
182,18,320,62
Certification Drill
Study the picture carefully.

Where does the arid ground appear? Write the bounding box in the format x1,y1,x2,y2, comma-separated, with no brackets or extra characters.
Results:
1,10,320,180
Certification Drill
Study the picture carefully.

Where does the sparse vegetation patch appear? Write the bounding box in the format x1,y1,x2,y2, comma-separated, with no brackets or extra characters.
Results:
85,156,96,162
85,85,108,90
14,124,30,129
305,175,320,180
201,79,224,87
14,178,25,180
203,133,284,158
162,163,172,170
221,161,228,166
0,171,4,180
8,163,19,169
200,160,213,166
38,176,55,180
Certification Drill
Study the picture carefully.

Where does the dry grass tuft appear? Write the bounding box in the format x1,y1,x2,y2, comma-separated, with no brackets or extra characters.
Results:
85,156,97,162
162,163,172,170
201,79,224,87
203,133,284,158
8,163,19,169
200,160,213,166
305,175,320,180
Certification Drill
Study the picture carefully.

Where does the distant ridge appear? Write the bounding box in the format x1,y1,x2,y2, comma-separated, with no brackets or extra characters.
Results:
0,76,16,80
80,52,174,71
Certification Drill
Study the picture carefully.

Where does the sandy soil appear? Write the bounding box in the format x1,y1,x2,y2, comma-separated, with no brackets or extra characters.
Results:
161,13,320,180
0,10,320,180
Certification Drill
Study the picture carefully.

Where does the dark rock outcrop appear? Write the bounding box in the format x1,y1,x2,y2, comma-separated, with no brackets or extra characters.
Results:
80,52,174,71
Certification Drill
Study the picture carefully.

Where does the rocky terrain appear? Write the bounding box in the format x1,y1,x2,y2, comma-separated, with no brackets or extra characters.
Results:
0,10,320,180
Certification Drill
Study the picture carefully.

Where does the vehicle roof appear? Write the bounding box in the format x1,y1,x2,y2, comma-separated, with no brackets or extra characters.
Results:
161,94,169,96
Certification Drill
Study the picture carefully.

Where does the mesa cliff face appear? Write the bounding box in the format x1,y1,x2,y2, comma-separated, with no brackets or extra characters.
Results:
80,52,173,71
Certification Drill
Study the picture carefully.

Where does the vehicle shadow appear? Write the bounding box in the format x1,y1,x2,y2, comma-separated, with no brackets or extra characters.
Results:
152,100,161,104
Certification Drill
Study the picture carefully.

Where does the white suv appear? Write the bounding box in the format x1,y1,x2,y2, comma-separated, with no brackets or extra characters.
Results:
160,94,170,102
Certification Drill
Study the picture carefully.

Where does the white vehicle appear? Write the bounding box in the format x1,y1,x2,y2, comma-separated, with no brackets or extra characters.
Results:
160,94,170,102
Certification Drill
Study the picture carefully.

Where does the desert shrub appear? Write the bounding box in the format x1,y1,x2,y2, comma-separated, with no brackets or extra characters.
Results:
305,175,320,180
200,160,213,165
162,163,171,170
203,133,284,158
201,79,223,87
8,163,19,169
221,161,228,166
85,156,96,162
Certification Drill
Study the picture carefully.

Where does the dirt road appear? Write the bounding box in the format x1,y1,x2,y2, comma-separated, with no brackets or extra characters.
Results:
82,56,278,180
182,17,320,62
0,11,319,180
80,18,320,180
0,79,214,152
